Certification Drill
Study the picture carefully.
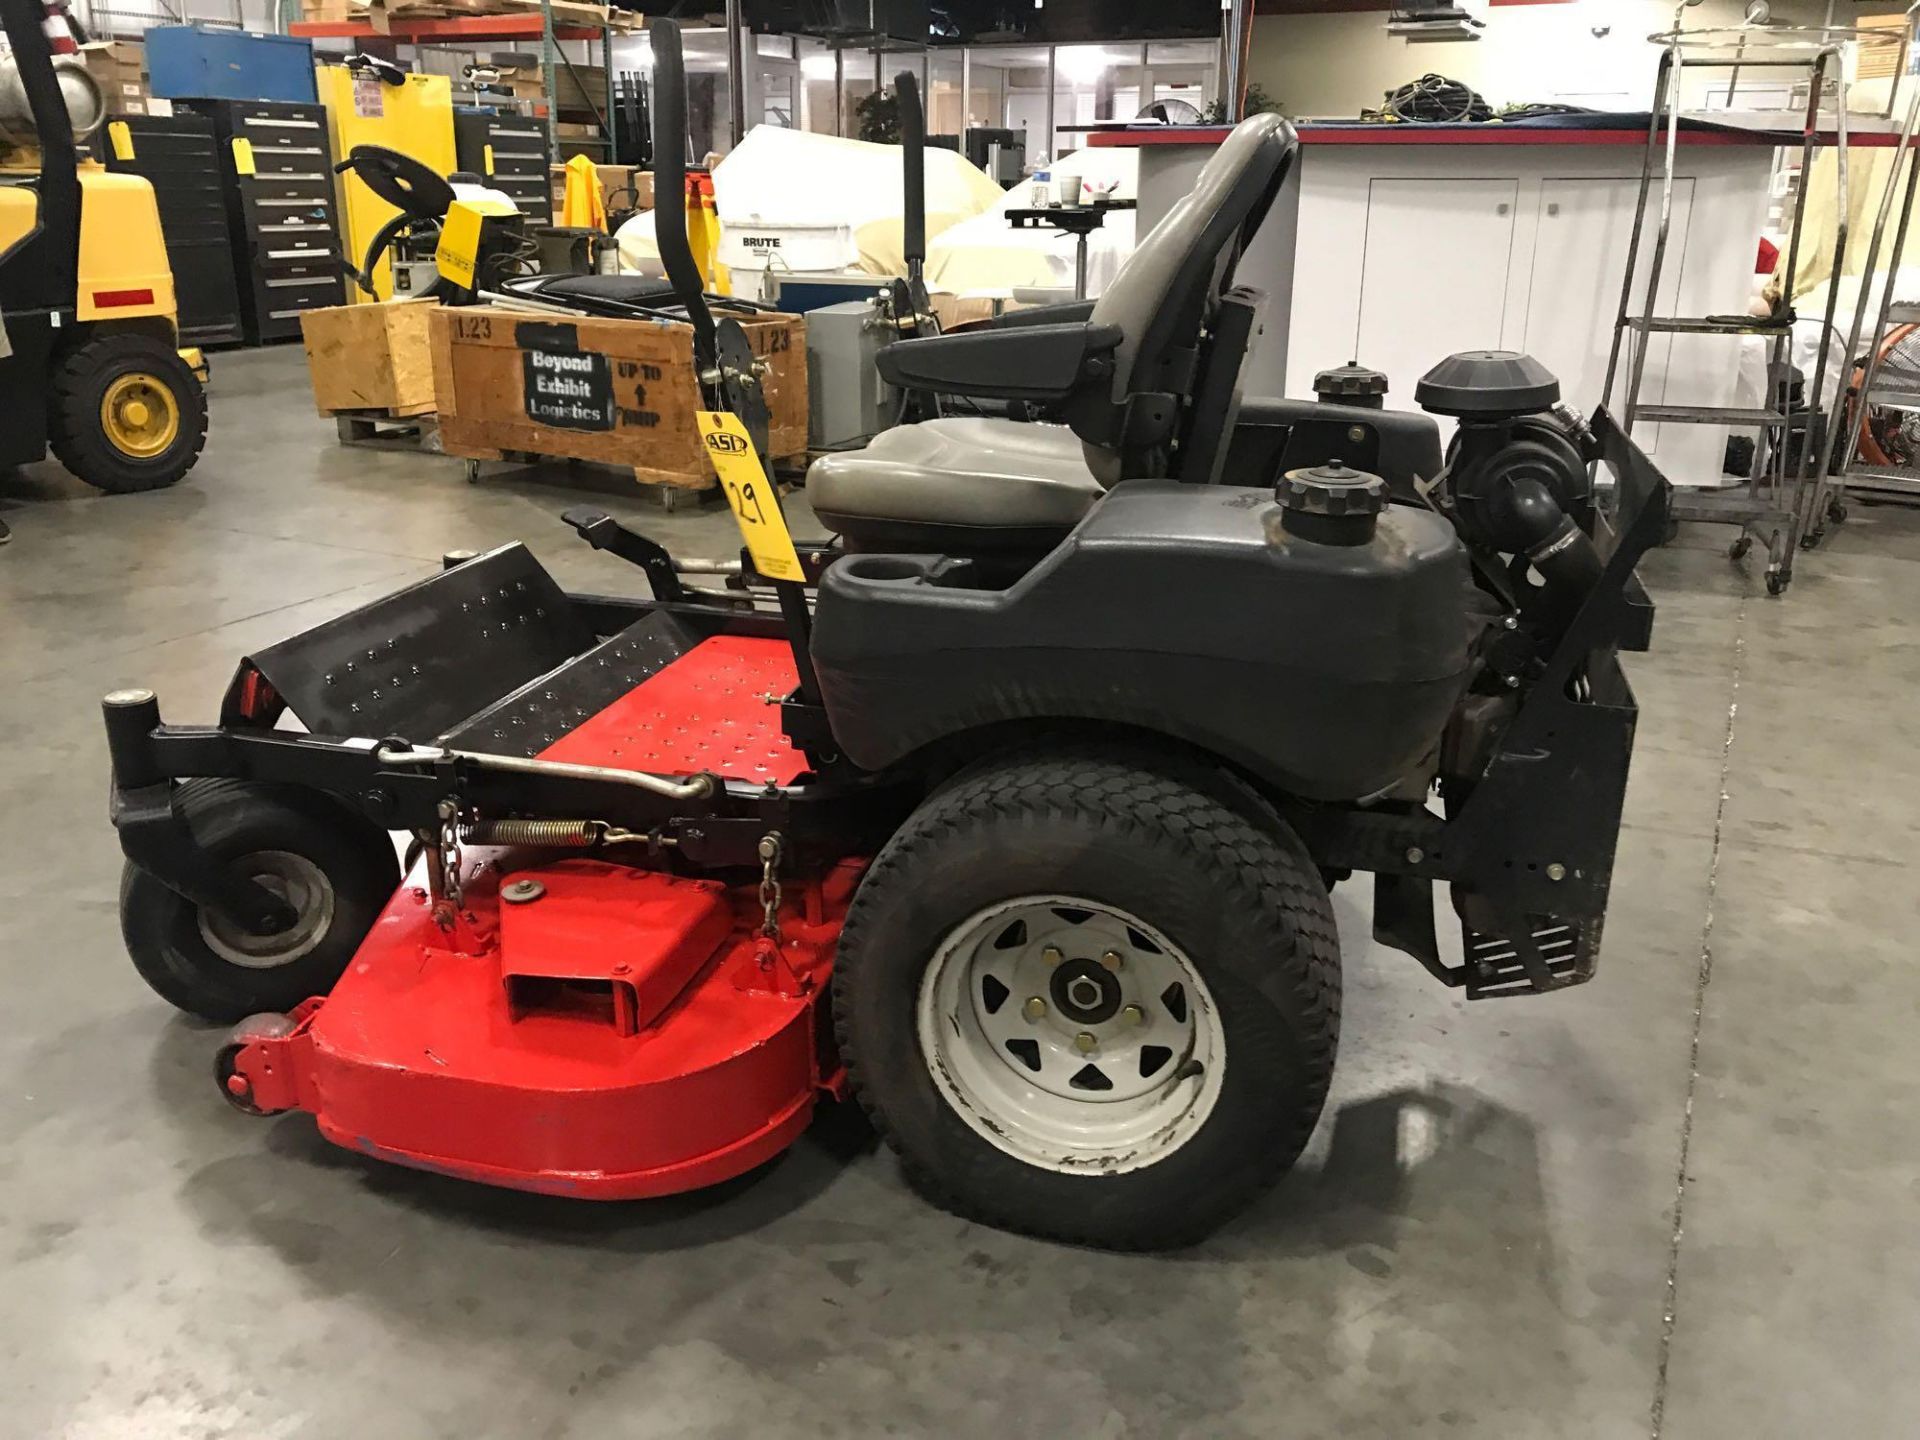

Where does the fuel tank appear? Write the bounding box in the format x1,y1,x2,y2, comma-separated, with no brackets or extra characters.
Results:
811,479,1479,801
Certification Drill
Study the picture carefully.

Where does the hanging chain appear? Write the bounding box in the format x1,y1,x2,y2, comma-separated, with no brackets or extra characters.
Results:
758,831,785,938
437,798,465,913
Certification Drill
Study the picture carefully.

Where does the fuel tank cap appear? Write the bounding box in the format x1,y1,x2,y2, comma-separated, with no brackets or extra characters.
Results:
1312,360,1390,409
1276,459,1387,517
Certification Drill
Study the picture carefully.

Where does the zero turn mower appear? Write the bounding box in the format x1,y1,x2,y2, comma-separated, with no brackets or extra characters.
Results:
104,19,1669,1249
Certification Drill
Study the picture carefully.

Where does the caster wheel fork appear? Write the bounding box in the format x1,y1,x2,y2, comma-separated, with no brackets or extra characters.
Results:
214,1011,301,1115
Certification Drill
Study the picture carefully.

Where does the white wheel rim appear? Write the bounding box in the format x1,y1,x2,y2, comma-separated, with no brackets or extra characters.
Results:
916,895,1225,1176
196,850,335,969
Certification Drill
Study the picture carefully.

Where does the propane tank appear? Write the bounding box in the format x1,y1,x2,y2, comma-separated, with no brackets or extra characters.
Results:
0,52,106,145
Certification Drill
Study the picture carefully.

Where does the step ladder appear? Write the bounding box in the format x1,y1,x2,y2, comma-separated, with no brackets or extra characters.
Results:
1600,18,1899,596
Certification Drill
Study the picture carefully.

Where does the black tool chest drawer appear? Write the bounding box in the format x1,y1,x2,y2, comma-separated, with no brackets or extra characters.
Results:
454,110,552,220
185,98,346,345
97,113,246,347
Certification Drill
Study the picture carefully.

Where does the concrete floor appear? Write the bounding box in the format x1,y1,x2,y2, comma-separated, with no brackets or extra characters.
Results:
3,344,1917,1440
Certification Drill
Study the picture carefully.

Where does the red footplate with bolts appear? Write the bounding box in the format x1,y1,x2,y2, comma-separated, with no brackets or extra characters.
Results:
226,853,867,1198
540,634,806,783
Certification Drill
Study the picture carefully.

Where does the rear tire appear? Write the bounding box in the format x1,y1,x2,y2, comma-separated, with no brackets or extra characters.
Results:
50,331,208,493
833,748,1341,1249
120,781,400,1022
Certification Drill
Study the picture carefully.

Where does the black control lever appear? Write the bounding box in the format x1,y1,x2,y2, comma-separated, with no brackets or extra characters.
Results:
561,507,685,602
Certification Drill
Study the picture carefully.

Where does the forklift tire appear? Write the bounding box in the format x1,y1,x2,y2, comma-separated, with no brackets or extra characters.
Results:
49,332,208,494
833,748,1341,1250
119,781,400,1023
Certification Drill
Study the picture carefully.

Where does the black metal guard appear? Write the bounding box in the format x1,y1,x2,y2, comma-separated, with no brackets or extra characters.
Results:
1298,405,1673,998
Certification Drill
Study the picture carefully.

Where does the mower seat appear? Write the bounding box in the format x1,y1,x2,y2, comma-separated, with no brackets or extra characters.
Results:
805,113,1298,553
808,418,1101,552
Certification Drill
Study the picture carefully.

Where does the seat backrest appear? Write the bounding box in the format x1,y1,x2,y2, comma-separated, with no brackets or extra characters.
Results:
1075,115,1297,484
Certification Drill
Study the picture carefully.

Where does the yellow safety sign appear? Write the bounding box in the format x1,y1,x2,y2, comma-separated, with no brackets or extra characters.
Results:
696,410,804,583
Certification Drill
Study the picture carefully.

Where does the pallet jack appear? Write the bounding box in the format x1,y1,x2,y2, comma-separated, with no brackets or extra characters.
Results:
105,19,1672,1249
0,0,209,517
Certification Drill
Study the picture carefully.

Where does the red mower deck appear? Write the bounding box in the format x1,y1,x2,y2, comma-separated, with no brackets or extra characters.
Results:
222,632,856,1199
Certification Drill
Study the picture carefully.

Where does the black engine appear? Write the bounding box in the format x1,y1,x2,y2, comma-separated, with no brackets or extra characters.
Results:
1415,350,1605,634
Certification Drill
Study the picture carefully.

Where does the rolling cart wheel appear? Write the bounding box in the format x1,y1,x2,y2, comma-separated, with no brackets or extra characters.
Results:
119,780,400,1023
1767,569,1790,597
1827,498,1849,525
833,747,1340,1250
1728,535,1753,561
1800,528,1824,551
464,459,482,485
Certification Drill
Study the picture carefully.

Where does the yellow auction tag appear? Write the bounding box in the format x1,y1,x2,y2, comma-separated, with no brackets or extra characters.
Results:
697,410,804,583
482,142,495,176
231,136,255,175
107,120,134,161
434,203,483,290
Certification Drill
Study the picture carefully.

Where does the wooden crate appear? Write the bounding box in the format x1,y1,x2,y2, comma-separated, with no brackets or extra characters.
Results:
299,299,439,416
429,305,808,490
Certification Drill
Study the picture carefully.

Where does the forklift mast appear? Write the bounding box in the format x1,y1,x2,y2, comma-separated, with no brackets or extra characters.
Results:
0,0,79,312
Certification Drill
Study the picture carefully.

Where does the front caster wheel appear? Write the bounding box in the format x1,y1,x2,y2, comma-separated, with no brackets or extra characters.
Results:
834,749,1341,1250
1729,535,1753,561
1828,498,1849,525
120,780,400,1023
1767,569,1790,597
213,1013,299,1115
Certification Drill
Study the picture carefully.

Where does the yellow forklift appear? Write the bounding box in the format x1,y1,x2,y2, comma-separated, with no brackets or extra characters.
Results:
0,0,208,528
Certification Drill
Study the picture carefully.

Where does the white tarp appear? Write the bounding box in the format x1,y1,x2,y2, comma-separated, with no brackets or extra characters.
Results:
925,148,1140,299
615,125,1004,280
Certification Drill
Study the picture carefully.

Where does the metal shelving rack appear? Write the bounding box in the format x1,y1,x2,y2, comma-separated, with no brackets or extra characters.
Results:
289,4,620,156
1601,16,1907,595
1817,6,1920,519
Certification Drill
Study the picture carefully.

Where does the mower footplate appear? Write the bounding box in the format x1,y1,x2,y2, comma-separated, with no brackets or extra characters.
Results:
223,853,861,1199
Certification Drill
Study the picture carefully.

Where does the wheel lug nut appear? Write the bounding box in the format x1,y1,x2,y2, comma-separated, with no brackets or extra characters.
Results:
1042,945,1064,966
1074,1031,1097,1054
1023,996,1047,1022
1121,1004,1144,1026
1100,950,1123,972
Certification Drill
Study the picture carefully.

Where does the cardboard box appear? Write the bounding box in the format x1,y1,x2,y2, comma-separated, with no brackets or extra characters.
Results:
596,164,652,212
297,0,361,19
300,299,439,415
80,39,144,91
430,305,809,488
80,40,150,111
1858,15,1912,80
490,61,606,113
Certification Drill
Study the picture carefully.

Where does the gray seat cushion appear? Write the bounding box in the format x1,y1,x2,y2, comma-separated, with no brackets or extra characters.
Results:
807,418,1103,537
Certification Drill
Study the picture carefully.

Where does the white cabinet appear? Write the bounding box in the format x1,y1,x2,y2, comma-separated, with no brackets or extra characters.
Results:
1355,178,1521,405
1249,140,1774,487
1522,176,1696,455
